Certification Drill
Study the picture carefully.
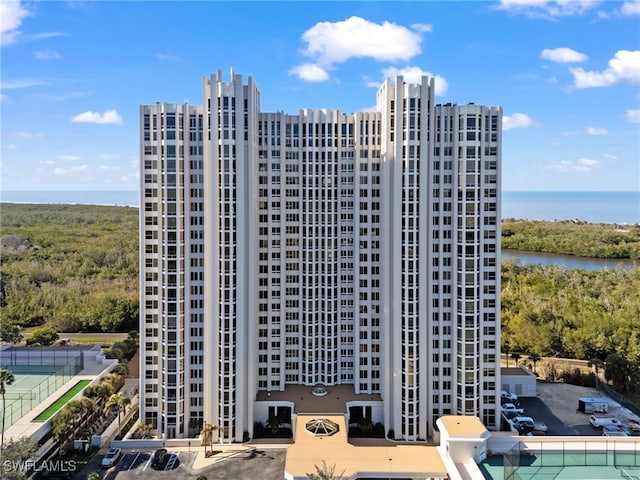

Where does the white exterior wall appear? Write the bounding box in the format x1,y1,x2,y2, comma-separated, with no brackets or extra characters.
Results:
140,102,204,438
501,367,537,397
140,71,502,442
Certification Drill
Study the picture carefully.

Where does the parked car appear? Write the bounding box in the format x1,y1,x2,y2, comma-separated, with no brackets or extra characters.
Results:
501,403,524,415
151,448,168,470
533,421,548,433
628,420,640,432
501,390,518,402
502,410,520,420
101,448,122,468
590,415,622,428
602,425,629,437
510,416,535,434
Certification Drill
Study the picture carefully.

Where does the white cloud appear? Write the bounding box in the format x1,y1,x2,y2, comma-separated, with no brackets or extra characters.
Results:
586,126,608,135
71,109,123,125
497,0,600,18
503,113,534,131
550,158,600,172
11,131,43,140
288,63,329,82
625,108,640,123
411,23,433,33
561,130,581,136
53,165,90,175
303,17,422,64
291,16,425,82
100,153,122,160
380,66,448,96
578,158,600,167
603,154,617,160
0,0,31,46
120,175,135,184
35,49,61,60
56,155,80,161
156,52,179,61
570,50,640,88
28,31,67,40
1,78,48,89
621,0,640,15
540,47,587,63
1,143,17,150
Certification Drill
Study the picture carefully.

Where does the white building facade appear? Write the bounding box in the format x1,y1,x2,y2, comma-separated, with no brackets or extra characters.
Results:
139,70,502,442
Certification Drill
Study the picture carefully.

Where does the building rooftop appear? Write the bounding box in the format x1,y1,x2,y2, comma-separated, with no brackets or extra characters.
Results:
502,366,533,376
438,415,490,439
256,384,381,413
284,414,447,480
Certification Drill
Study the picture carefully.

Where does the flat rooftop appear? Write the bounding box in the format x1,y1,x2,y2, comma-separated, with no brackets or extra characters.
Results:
439,415,490,438
256,384,381,413
502,366,533,376
285,414,447,480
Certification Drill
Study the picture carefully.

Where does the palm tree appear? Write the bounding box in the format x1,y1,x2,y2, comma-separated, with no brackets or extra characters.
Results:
503,340,511,367
138,422,153,439
200,422,218,455
604,353,636,394
80,397,98,429
0,368,16,473
307,460,345,480
67,399,85,443
101,373,123,395
358,417,373,434
104,393,131,435
528,352,541,375
85,382,112,407
52,408,74,440
266,414,283,434
511,352,522,366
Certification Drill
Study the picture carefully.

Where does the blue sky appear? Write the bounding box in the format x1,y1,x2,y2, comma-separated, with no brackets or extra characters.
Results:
1,0,639,192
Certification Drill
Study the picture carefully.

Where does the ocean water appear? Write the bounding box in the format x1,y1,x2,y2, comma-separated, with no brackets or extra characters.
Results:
502,191,639,224
1,190,140,208
1,190,638,224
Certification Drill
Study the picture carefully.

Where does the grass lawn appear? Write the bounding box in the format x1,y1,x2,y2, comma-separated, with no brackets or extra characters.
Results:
33,380,92,421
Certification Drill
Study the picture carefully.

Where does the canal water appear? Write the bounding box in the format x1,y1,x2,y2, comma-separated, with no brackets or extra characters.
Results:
503,250,639,270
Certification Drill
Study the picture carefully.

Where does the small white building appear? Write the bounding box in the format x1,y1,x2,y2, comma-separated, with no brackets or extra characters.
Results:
501,366,537,398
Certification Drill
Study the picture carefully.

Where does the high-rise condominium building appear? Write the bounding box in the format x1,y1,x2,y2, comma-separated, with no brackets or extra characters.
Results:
139,70,502,442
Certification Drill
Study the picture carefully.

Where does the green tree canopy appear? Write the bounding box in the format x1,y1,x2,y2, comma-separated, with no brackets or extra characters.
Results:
26,327,59,346
1,437,38,480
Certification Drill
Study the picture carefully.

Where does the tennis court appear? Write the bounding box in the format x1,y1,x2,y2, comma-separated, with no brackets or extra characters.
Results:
1,363,82,429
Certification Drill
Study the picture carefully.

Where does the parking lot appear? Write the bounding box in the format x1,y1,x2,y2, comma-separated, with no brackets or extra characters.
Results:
100,450,190,480
503,382,640,437
75,447,286,480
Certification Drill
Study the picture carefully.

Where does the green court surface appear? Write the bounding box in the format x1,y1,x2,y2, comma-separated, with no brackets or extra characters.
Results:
480,454,640,480
2,362,81,429
1,364,81,429
33,379,91,421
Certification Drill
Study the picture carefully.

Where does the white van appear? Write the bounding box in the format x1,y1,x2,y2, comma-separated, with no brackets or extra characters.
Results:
590,414,622,428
